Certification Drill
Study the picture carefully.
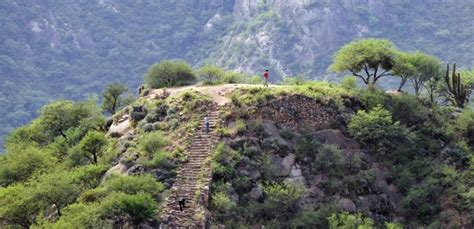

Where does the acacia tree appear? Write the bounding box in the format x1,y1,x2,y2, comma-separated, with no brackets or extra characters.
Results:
144,60,196,88
392,52,417,91
102,83,128,115
330,38,397,85
0,184,39,228
198,64,224,84
410,52,441,96
34,171,80,217
77,131,108,164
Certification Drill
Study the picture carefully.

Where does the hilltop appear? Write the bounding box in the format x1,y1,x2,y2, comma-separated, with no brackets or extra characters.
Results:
0,81,472,228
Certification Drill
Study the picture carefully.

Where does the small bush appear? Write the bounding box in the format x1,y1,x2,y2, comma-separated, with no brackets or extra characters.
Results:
211,191,235,214
262,181,304,220
144,60,196,88
340,75,358,89
137,132,169,155
314,144,346,177
328,212,375,229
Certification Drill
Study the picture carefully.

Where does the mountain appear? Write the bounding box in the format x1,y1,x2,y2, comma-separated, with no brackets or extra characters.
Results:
1,0,474,148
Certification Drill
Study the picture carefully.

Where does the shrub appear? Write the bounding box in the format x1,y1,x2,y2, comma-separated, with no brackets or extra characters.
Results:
314,144,346,177
103,174,164,196
328,212,375,229
348,105,413,156
291,205,336,228
235,119,247,134
262,181,304,220
137,132,169,155
340,75,358,89
101,192,157,228
359,86,385,109
144,60,196,88
295,133,321,161
220,71,247,84
211,191,235,214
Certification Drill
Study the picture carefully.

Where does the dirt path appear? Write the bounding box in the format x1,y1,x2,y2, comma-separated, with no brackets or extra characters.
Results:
146,83,280,105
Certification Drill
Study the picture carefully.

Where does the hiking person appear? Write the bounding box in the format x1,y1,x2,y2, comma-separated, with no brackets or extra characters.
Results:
178,198,186,212
204,114,210,134
263,69,269,87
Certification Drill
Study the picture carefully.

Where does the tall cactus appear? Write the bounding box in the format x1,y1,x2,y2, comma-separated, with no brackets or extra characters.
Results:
444,63,469,108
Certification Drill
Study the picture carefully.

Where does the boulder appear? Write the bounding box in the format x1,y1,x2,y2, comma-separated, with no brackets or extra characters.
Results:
130,105,147,122
107,118,131,137
102,162,128,181
270,153,295,177
339,198,357,213
249,169,261,180
282,153,296,173
143,123,154,132
249,185,263,200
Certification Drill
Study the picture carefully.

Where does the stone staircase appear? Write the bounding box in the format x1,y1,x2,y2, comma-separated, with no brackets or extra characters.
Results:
160,108,220,228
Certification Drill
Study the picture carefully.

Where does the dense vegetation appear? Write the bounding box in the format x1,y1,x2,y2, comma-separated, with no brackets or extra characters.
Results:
2,0,474,149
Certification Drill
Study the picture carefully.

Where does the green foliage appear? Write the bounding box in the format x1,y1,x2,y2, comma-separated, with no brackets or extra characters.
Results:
0,184,39,228
33,171,81,217
348,105,395,145
39,99,104,144
359,85,386,109
42,202,109,229
144,60,196,89
348,105,413,156
211,191,235,215
73,130,108,165
391,51,418,91
455,109,474,146
137,131,169,155
291,206,336,228
103,174,164,197
328,212,375,229
340,75,358,90
409,52,441,95
101,83,128,115
330,38,397,85
0,146,54,186
262,181,304,221
101,192,157,228
281,75,308,85
314,144,346,177
198,64,225,84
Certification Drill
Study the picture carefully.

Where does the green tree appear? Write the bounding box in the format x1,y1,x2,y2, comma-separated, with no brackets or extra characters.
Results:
0,146,54,186
101,192,157,228
330,38,397,85
43,202,109,229
33,171,81,217
410,52,441,96
102,83,128,115
76,131,108,164
144,60,196,88
0,184,39,228
39,100,104,143
391,52,417,91
198,64,224,84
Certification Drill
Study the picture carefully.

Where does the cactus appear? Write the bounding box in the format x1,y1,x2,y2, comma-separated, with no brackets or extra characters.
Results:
444,63,470,108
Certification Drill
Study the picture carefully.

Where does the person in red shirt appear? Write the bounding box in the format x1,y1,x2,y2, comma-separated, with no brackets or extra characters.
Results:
263,69,269,87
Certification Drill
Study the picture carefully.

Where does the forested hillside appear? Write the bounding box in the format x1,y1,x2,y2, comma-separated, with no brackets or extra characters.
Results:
1,0,474,148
